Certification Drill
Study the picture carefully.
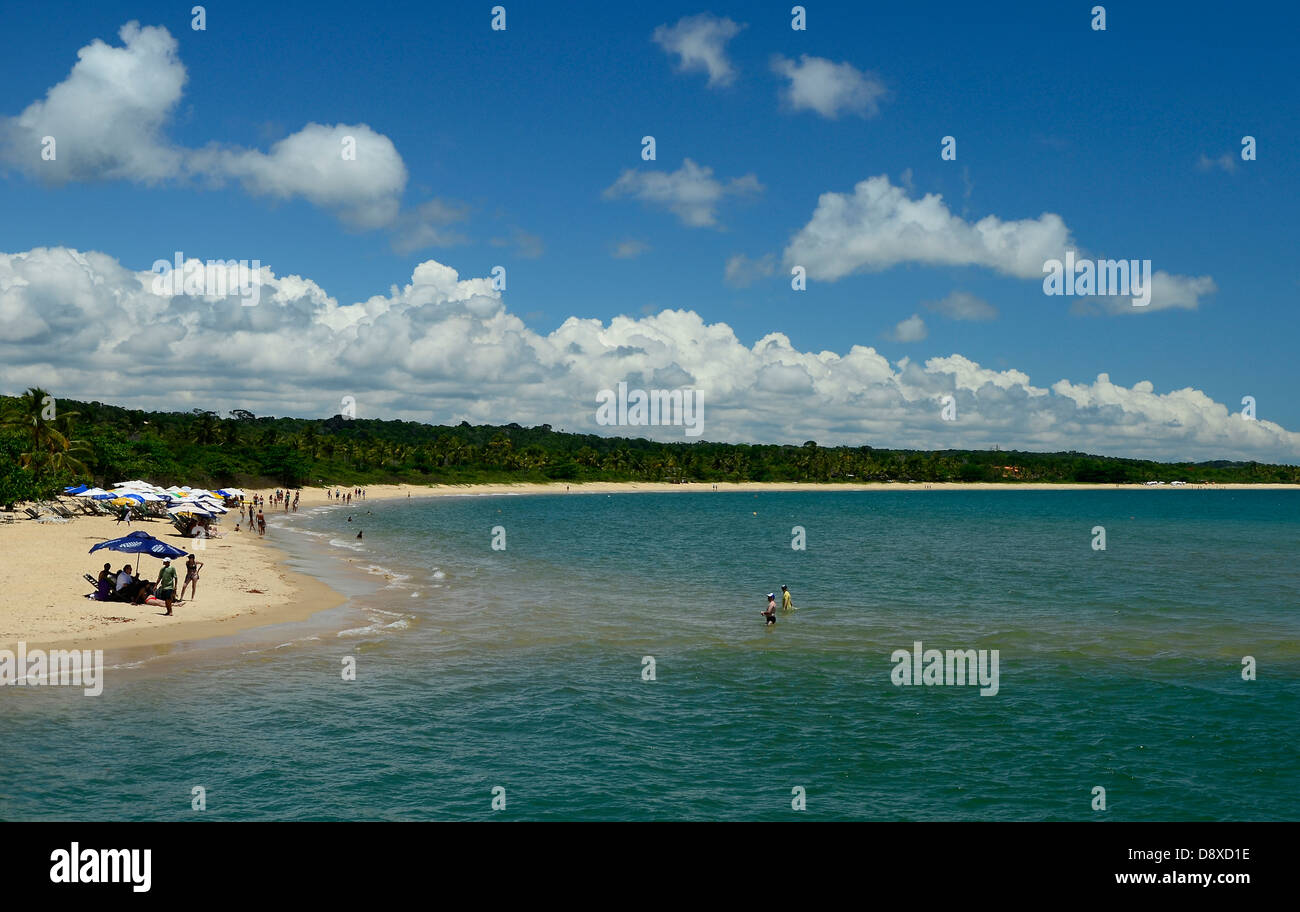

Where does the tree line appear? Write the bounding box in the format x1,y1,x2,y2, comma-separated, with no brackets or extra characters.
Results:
2,388,1296,507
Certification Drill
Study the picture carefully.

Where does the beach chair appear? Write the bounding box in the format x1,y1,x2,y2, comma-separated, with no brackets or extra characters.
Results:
0,513,14,524
22,507,41,520
83,573,98,587
52,504,77,519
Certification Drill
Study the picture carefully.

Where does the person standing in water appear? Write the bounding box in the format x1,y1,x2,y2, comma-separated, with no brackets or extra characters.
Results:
761,593,777,626
781,585,795,611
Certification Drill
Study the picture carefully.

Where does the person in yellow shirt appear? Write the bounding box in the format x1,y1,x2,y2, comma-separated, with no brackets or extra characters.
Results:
781,585,795,611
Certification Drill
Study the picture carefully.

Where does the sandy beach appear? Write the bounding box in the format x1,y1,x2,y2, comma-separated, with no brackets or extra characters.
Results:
0,506,343,652
4,479,1294,652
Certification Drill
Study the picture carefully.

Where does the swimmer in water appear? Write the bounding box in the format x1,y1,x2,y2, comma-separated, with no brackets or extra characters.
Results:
356,530,363,539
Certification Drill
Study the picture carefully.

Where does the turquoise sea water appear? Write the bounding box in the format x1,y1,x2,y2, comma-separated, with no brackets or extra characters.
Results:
2,490,1298,821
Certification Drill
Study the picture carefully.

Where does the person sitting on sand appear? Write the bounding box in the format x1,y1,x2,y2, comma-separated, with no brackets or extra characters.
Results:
156,558,178,616
762,593,777,626
114,565,134,594
180,555,203,601
95,563,113,601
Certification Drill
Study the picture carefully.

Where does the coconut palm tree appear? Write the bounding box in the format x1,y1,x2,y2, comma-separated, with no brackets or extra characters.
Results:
4,387,71,472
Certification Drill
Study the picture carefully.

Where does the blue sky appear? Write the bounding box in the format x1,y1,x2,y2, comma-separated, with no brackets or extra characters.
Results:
2,1,1297,461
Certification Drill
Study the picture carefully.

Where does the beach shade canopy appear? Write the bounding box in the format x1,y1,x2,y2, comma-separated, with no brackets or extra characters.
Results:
64,484,90,494
168,504,212,516
75,487,116,499
89,530,188,570
217,488,244,497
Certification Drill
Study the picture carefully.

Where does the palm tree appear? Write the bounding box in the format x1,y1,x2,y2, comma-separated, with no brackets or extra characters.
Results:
192,410,219,445
50,412,92,477
4,387,71,472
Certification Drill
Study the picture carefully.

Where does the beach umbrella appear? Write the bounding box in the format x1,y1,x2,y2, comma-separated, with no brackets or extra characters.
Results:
89,530,187,571
75,487,110,498
64,484,89,494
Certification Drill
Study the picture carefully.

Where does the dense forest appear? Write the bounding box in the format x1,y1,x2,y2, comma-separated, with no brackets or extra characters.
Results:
2,388,1296,507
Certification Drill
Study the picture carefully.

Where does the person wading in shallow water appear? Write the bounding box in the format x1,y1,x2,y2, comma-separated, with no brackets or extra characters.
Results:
761,593,777,626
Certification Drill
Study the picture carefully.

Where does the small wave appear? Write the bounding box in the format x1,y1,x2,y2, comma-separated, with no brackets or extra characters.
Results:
329,538,366,552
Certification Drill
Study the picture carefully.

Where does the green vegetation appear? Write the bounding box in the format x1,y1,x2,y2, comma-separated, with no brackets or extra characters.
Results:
1,390,1296,505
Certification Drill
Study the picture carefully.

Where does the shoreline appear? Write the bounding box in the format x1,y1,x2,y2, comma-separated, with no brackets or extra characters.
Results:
295,480,1300,503
4,479,1295,653
0,509,345,654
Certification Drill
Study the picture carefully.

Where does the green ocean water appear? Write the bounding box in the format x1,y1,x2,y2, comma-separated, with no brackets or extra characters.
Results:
2,490,1297,820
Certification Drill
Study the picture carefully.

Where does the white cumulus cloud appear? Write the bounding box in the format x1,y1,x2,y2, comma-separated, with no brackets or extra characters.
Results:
652,14,745,88
772,54,887,119
605,159,762,228
784,175,1215,312
0,246,1293,464
1,22,413,232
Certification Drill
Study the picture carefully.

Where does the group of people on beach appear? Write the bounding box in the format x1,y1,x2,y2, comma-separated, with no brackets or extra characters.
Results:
91,554,202,616
330,487,365,504
265,489,299,512
760,585,796,626
238,500,268,536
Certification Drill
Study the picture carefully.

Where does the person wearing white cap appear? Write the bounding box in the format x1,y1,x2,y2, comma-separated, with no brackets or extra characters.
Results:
761,593,777,626
156,558,179,616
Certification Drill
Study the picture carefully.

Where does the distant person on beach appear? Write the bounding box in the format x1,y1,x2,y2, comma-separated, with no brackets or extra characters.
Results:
762,593,777,626
156,558,178,615
781,585,795,611
257,511,266,536
180,555,203,601
115,504,131,525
